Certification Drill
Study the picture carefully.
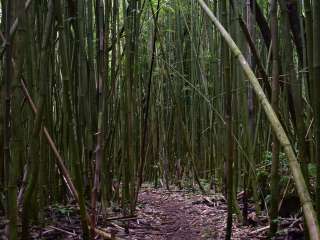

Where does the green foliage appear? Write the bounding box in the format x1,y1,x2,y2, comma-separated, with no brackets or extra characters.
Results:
150,0,174,13
262,150,272,163
279,175,290,187
199,178,210,190
257,169,268,180
262,150,289,172
308,163,317,177
51,204,74,216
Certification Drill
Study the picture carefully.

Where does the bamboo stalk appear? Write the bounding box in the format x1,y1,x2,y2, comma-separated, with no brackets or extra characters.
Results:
136,0,160,202
233,9,271,98
20,79,119,240
197,1,320,239
21,1,54,237
0,0,33,57
4,0,17,239
269,0,280,236
20,79,79,201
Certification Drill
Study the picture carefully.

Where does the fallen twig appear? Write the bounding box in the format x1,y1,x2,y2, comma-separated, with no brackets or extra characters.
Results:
48,226,77,236
250,226,269,235
105,215,137,222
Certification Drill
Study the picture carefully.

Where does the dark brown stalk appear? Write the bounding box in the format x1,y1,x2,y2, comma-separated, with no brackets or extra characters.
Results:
136,0,160,201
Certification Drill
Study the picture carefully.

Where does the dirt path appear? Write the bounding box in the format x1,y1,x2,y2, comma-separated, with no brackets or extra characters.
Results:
122,188,257,240
130,190,201,239
24,187,304,239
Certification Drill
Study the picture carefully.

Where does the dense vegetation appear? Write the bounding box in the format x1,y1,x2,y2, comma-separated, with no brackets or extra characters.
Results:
1,0,320,239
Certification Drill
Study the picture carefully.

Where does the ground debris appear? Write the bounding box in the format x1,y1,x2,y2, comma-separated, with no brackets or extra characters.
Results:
2,187,305,239
120,188,254,239
120,187,304,239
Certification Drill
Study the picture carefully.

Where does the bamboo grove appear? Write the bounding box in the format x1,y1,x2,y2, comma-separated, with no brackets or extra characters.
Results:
1,0,320,239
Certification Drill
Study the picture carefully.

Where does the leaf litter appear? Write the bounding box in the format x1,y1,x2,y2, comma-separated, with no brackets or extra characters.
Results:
1,187,305,239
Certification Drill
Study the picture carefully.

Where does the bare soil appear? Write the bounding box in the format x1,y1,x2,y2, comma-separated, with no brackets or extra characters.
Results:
1,187,305,239
121,188,259,240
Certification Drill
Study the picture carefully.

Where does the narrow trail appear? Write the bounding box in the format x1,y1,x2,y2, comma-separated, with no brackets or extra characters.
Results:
122,188,257,240
131,190,201,239
25,187,304,239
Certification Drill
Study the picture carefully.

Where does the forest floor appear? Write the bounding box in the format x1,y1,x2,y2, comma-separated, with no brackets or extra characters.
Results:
119,187,304,240
1,186,305,239
121,188,257,239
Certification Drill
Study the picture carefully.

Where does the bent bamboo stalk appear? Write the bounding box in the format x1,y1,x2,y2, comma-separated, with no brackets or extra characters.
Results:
197,1,320,239
20,79,120,240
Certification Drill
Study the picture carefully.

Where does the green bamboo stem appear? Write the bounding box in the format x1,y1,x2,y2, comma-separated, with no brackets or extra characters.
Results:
304,0,313,104
230,0,271,98
0,0,32,57
20,79,79,201
313,0,320,220
4,0,17,239
197,1,320,239
22,2,54,237
20,81,118,240
269,0,280,236
136,0,160,202
221,1,233,239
